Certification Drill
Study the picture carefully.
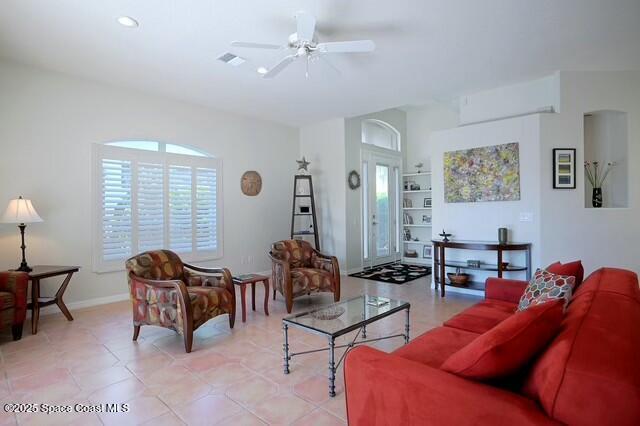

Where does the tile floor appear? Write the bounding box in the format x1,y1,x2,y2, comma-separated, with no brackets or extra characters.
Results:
0,274,479,425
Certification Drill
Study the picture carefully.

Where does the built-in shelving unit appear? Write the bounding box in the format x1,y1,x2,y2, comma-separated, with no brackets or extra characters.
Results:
402,171,432,265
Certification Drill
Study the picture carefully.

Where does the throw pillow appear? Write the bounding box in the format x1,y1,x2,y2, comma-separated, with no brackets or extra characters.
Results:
546,260,584,288
517,268,575,312
440,300,564,380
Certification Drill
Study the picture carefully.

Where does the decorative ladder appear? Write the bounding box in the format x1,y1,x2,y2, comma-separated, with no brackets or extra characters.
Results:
290,174,320,249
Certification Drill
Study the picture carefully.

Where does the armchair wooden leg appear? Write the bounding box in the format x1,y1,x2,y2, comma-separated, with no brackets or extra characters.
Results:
11,323,23,341
229,309,235,329
184,331,193,353
334,291,340,302
132,325,141,341
273,288,276,300
286,294,293,314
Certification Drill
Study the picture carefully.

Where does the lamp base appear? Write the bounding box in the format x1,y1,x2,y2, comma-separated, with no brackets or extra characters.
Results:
15,262,32,273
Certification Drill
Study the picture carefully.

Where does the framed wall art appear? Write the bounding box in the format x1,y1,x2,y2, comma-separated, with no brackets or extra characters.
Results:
553,148,576,189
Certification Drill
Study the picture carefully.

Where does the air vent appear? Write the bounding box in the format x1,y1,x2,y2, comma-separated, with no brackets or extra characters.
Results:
217,52,246,66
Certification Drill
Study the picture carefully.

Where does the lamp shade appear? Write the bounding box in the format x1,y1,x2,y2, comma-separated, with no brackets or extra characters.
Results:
1,196,43,224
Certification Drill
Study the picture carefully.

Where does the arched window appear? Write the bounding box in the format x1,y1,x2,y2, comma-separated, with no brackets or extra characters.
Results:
93,141,222,272
362,119,401,151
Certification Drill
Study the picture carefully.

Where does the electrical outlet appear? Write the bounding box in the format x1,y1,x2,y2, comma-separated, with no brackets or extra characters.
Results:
519,212,534,222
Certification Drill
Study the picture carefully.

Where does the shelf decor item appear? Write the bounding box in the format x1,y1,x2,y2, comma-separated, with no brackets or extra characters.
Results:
447,268,471,286
498,227,508,244
424,198,432,208
584,161,617,208
1,196,43,272
422,245,432,258
467,260,481,268
553,148,576,189
438,229,452,242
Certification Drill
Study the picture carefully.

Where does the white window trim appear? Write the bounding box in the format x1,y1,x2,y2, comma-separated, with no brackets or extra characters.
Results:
92,144,224,273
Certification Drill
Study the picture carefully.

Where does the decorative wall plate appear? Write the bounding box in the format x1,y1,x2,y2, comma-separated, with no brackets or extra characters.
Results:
241,171,262,196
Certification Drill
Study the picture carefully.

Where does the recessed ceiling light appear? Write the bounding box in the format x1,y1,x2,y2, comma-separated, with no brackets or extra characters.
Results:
257,67,268,75
117,16,139,28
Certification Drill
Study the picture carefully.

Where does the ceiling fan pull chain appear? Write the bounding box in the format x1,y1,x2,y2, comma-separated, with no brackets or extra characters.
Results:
306,55,310,79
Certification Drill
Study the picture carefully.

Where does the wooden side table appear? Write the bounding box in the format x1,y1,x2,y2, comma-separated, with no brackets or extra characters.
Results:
233,274,269,322
28,265,79,334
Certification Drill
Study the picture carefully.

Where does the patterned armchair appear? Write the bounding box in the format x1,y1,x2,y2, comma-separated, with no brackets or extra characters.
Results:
269,240,340,313
0,271,29,341
125,250,235,353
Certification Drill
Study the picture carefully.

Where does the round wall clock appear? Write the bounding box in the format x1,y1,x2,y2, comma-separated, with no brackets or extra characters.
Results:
348,170,361,190
241,171,262,196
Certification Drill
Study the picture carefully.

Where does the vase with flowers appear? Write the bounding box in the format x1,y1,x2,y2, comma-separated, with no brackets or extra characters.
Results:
584,161,616,208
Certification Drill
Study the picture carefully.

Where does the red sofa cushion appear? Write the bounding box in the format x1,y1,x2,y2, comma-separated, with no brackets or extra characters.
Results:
546,260,584,287
441,300,564,380
444,299,516,334
393,326,479,368
523,268,640,426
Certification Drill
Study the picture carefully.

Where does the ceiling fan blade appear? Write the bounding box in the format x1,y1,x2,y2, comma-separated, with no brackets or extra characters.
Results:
317,40,376,53
295,11,316,41
263,55,296,79
231,41,282,50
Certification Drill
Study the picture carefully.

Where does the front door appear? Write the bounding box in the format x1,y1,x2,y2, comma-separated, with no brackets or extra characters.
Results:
362,151,401,268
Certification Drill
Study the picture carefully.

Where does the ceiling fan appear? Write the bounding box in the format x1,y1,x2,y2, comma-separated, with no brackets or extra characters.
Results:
231,11,375,79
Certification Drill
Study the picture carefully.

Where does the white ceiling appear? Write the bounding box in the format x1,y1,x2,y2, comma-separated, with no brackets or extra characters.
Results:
1,0,639,126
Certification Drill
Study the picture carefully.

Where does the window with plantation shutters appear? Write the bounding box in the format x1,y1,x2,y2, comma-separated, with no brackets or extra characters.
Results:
93,143,222,272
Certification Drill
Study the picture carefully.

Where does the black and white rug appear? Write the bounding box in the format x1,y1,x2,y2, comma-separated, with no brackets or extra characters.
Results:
349,263,431,284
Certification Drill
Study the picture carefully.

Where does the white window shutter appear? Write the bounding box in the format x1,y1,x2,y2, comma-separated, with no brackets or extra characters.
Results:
137,162,164,251
101,159,133,261
196,167,217,251
169,165,193,253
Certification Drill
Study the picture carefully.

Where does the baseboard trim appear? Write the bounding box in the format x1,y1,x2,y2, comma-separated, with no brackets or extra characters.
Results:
31,293,130,318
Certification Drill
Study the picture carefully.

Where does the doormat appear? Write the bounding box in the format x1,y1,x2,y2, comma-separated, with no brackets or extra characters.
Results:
349,263,431,284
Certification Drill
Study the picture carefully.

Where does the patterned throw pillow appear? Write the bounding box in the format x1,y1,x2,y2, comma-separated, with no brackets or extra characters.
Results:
517,268,575,311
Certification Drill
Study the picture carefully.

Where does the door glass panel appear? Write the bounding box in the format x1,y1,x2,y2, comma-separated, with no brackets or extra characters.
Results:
362,161,369,260
376,164,390,257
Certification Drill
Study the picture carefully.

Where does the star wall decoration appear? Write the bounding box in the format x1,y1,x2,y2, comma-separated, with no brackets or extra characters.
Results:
296,156,310,173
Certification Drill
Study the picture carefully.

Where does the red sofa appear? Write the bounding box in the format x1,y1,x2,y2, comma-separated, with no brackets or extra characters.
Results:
345,268,640,425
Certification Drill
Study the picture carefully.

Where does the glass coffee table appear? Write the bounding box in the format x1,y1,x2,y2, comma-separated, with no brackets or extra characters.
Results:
282,294,410,397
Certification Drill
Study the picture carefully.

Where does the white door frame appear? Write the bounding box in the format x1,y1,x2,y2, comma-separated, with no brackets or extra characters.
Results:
361,147,402,268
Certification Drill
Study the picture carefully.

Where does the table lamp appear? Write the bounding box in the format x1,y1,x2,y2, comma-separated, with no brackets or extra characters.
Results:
1,196,43,272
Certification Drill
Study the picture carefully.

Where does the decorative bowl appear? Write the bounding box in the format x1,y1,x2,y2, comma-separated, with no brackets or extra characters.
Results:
310,306,345,320
501,262,510,269
447,272,471,286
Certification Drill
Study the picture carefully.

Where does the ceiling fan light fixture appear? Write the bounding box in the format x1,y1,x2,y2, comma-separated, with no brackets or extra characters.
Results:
257,67,268,75
117,16,139,28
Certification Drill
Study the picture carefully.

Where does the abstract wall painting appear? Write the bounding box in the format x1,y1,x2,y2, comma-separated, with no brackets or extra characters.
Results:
444,142,521,203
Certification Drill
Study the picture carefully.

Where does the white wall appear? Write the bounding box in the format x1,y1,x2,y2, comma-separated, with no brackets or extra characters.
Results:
0,60,298,304
539,71,640,275
459,74,560,125
299,119,347,267
430,115,543,282
405,103,460,172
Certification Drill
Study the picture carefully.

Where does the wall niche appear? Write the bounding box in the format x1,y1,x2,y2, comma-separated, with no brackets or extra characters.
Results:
583,110,629,208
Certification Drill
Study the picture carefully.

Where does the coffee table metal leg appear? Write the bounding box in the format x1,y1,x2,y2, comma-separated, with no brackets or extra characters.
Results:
362,323,367,339
328,337,336,397
404,307,410,344
283,323,290,374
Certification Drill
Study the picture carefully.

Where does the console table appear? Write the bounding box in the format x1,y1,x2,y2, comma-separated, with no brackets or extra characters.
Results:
431,240,531,297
